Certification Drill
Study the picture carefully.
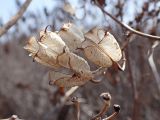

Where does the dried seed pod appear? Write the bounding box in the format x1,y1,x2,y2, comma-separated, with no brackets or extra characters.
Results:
59,23,85,52
98,32,122,62
82,39,113,67
24,29,93,87
57,50,92,77
24,31,69,68
40,30,69,53
23,36,39,56
49,71,92,87
84,27,105,43
32,42,60,68
82,27,122,67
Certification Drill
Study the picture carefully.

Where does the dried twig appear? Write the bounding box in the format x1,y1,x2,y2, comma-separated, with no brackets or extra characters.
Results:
95,4,160,40
103,104,120,120
91,92,111,120
0,0,32,37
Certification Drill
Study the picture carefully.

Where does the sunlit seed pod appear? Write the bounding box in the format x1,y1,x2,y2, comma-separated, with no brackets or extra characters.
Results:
23,36,39,56
82,37,112,67
24,29,93,78
57,50,93,77
49,71,91,87
34,43,60,68
24,37,60,68
83,27,122,67
99,32,122,62
59,23,85,52
83,45,113,67
84,27,105,44
40,30,69,53
24,31,71,68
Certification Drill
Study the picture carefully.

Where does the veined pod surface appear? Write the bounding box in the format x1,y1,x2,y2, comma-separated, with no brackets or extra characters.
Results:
82,27,122,67
59,23,85,52
24,31,69,68
57,49,92,78
49,71,92,87
40,30,69,53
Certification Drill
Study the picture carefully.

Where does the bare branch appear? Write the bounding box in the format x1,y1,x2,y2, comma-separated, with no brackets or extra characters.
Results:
61,86,79,103
103,104,120,120
0,0,32,37
96,4,160,40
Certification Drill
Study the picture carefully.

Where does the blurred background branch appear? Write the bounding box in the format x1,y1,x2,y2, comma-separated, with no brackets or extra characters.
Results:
96,3,160,40
0,0,31,37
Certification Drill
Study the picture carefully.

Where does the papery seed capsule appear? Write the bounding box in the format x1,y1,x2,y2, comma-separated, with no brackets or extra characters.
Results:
59,23,85,52
82,27,122,67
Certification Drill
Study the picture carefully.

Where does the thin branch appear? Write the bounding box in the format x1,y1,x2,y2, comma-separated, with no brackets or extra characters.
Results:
96,4,160,40
61,86,79,103
103,104,120,120
0,0,32,37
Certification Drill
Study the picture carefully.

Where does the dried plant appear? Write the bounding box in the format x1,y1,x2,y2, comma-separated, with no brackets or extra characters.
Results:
71,92,120,120
1,0,160,120
24,23,123,88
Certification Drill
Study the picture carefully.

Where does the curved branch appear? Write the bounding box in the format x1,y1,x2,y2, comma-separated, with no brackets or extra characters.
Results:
0,0,32,37
96,4,160,40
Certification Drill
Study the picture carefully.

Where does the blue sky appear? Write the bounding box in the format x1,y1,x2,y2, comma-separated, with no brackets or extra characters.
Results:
0,0,82,24
0,0,56,23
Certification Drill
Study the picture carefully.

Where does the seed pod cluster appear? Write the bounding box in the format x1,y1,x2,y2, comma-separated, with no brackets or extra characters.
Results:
24,23,122,87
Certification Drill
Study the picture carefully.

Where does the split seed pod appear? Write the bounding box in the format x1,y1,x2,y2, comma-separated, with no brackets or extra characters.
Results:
24,29,93,87
24,30,68,68
59,23,85,52
82,27,122,67
49,49,93,87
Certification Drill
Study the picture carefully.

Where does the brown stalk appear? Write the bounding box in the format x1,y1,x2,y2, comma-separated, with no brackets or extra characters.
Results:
103,104,120,120
0,0,32,37
91,92,111,120
71,97,80,120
